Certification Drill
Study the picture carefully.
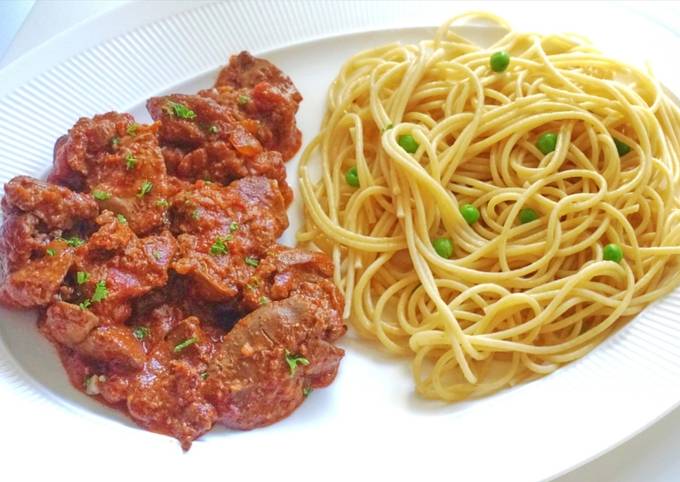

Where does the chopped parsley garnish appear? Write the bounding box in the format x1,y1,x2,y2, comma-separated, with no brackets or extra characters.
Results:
166,101,196,120
76,271,89,285
200,371,208,380
137,180,153,197
126,123,139,136
76,280,108,311
116,214,128,225
64,236,85,248
174,337,198,353
156,198,169,208
210,237,228,256
111,136,120,147
208,124,219,134
244,256,259,267
132,326,150,341
237,94,250,105
192,209,201,220
259,296,270,305
91,280,109,303
76,278,109,310
303,387,312,397
152,250,162,261
125,152,137,170
93,190,111,201
46,248,56,257
382,123,394,132
285,350,310,376
229,221,239,232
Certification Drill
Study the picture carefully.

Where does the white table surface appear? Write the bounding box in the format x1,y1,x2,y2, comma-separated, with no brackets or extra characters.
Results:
1,2,680,481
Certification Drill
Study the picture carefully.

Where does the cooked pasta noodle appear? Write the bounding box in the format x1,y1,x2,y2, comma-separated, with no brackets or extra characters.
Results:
297,12,680,400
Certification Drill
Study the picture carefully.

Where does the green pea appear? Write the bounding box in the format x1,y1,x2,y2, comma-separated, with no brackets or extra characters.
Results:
613,138,631,157
603,243,623,263
490,51,510,73
398,134,419,154
459,204,480,224
432,237,454,259
519,208,538,224
345,166,359,187
536,133,558,155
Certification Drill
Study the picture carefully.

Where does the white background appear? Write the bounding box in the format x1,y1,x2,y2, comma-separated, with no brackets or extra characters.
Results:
1,2,680,481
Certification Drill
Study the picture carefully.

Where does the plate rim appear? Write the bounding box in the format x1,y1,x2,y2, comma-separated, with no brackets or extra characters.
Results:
2,2,680,482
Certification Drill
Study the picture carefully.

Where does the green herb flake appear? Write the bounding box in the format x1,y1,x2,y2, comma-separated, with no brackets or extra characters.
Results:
125,152,137,170
152,250,162,261
303,387,313,397
111,136,120,147
79,299,92,310
132,326,150,341
382,123,394,133
117,214,128,225
137,180,153,197
229,221,239,232
76,271,89,285
210,237,228,256
244,256,259,268
156,198,169,208
166,101,197,120
208,124,219,134
91,280,109,303
64,236,85,248
46,248,56,257
259,296,270,305
174,337,198,353
93,190,111,201
284,350,310,376
200,371,208,380
237,94,250,105
192,209,201,220
126,123,139,136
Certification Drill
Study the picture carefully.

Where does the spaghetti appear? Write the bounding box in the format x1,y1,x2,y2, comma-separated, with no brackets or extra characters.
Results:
297,13,680,400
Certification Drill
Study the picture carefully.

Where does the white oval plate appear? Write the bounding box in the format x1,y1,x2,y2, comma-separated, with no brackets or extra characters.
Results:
1,2,680,482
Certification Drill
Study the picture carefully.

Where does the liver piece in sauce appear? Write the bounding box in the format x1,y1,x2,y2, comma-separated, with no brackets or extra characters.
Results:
51,114,171,236
127,316,217,450
0,176,98,308
147,93,292,204
0,238,74,308
50,112,135,191
170,177,288,302
2,176,98,230
72,211,177,324
204,296,344,429
203,51,303,161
